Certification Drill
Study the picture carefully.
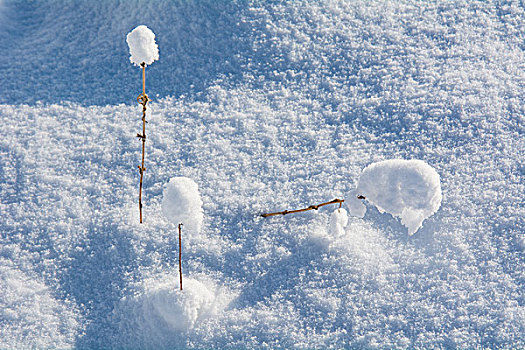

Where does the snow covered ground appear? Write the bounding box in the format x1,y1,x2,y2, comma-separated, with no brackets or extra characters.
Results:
1,0,524,348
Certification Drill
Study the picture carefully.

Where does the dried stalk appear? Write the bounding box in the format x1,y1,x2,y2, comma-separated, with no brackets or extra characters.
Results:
137,62,149,223
261,198,345,218
178,223,183,291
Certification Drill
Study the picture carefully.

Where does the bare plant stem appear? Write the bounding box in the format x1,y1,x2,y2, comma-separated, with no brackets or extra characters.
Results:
137,62,149,224
261,198,345,217
178,223,183,291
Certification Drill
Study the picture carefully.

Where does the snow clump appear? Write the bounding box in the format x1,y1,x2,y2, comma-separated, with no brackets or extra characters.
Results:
161,177,204,235
346,189,367,218
329,208,348,237
126,25,159,66
351,159,442,235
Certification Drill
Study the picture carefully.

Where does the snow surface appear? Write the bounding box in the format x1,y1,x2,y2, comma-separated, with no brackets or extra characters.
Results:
126,25,159,67
161,177,203,235
0,0,524,349
353,159,442,235
0,263,79,348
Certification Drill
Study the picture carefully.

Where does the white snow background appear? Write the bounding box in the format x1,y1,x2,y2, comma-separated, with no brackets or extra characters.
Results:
0,0,524,349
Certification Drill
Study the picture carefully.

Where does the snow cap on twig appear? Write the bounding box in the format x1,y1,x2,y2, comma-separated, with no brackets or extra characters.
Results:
161,177,204,235
126,25,159,66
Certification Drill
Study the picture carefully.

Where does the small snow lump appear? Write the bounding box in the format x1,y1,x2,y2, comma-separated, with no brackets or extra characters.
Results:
329,208,348,237
161,177,204,235
126,25,159,66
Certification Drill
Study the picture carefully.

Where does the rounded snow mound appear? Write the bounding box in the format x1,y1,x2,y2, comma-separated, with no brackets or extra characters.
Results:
161,177,204,235
126,25,159,66
113,275,235,348
350,159,442,235
144,277,217,332
116,275,231,339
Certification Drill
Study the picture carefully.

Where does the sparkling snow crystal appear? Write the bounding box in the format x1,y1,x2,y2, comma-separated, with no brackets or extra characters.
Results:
161,177,204,235
352,159,442,235
126,25,159,66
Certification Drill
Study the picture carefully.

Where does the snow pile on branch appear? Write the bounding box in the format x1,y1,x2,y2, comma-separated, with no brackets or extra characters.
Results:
161,177,204,234
126,25,159,66
350,159,442,235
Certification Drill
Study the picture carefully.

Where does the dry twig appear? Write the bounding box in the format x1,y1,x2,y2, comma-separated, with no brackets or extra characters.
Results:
178,223,183,291
137,62,149,223
261,198,345,217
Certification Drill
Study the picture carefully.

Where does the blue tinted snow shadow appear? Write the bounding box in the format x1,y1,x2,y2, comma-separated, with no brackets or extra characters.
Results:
59,222,138,348
0,0,252,106
233,236,328,309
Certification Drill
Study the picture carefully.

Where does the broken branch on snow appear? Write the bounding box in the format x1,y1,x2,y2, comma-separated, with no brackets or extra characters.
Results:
261,198,345,218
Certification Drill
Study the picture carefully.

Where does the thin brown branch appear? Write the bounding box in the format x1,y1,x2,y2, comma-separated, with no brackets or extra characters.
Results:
178,223,183,291
261,198,345,218
137,62,149,224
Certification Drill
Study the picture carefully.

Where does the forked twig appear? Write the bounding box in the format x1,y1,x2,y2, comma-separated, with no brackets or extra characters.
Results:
261,198,345,218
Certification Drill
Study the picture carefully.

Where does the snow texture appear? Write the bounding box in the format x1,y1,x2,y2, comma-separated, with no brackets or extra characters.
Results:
126,25,159,66
355,159,442,235
0,0,524,349
0,263,79,348
161,177,203,235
